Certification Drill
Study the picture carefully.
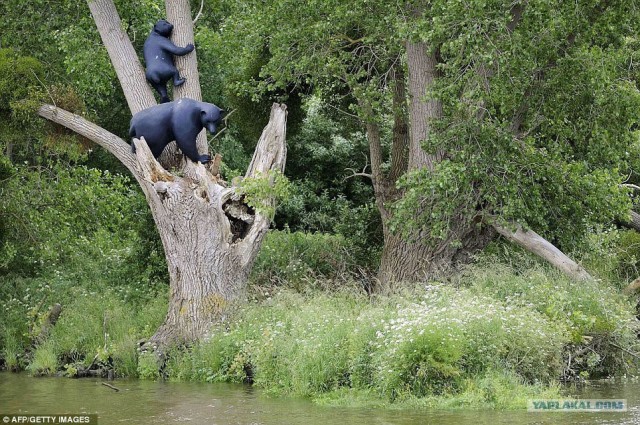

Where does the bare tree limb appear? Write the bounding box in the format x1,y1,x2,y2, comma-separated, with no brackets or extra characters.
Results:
490,219,593,281
238,103,288,266
621,183,640,191
87,0,156,114
620,210,640,233
38,104,138,174
343,165,373,182
192,0,205,24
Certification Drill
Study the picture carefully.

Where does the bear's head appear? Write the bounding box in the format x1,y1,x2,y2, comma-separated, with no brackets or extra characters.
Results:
200,103,224,135
153,19,173,37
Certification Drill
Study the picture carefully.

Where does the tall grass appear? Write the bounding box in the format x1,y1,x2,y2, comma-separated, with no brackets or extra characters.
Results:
164,284,582,408
26,291,166,377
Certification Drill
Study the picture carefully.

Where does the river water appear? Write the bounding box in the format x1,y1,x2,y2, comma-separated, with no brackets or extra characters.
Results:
1,373,639,424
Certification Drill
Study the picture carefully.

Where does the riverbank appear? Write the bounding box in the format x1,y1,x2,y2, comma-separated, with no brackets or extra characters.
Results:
2,247,639,410
157,263,638,409
3,372,639,424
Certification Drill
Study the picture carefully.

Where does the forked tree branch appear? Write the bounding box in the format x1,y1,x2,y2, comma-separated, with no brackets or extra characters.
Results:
239,103,288,265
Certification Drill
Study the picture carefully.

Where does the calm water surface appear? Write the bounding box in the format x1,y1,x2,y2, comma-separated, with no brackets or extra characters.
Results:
1,373,639,424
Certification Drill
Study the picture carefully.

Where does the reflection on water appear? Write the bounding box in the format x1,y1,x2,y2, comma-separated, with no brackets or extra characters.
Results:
0,373,639,425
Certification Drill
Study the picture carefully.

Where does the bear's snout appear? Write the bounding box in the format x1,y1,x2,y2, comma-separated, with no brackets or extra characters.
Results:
206,122,218,135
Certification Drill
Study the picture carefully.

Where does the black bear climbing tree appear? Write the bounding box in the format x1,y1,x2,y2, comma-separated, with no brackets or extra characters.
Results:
143,19,194,103
37,0,288,354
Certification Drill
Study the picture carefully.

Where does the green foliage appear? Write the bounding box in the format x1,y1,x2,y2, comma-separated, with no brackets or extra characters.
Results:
580,228,640,285
221,0,640,253
0,165,138,275
236,170,291,220
371,286,567,398
26,291,166,377
0,48,44,105
466,248,640,379
27,341,58,376
393,5,640,250
0,48,92,164
272,99,382,268
250,230,358,291
137,352,162,380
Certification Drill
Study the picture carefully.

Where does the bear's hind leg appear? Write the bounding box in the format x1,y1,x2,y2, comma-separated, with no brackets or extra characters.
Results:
172,71,186,87
148,77,170,103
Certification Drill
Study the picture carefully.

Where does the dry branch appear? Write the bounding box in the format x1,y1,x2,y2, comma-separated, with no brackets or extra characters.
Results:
491,219,593,281
88,0,156,114
38,105,137,173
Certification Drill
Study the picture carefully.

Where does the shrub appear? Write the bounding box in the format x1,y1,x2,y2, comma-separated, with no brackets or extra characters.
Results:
250,230,357,291
371,286,567,399
27,290,165,377
465,256,640,379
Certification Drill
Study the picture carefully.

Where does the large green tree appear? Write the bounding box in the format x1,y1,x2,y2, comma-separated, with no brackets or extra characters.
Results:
220,0,640,287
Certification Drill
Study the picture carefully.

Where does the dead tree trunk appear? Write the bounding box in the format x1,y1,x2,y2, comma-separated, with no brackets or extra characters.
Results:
620,210,640,233
39,102,287,347
39,0,288,350
135,104,287,346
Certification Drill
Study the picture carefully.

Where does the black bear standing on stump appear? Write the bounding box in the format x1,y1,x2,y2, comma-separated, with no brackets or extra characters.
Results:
143,19,194,103
129,98,224,164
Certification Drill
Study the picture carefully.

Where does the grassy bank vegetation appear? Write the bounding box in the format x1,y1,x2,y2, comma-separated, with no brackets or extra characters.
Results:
2,216,639,409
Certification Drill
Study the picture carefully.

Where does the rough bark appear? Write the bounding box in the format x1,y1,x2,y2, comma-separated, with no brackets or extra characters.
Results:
33,303,62,346
492,220,593,281
405,41,443,172
87,0,156,114
388,68,409,185
40,103,287,348
141,103,287,346
377,217,495,287
620,210,640,233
